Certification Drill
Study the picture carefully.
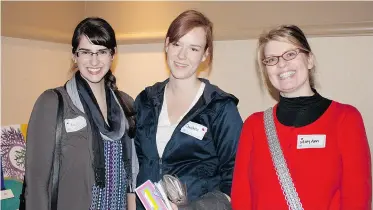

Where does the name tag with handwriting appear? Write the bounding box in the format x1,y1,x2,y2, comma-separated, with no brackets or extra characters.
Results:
297,135,326,149
180,121,208,140
64,116,87,133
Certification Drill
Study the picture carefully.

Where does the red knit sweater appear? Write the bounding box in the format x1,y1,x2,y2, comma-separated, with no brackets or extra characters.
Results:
231,101,371,210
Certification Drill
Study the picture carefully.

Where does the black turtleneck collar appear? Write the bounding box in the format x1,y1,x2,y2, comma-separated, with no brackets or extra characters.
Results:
276,89,332,127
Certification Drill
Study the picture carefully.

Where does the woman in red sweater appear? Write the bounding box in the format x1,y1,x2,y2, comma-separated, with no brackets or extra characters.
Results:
231,25,371,210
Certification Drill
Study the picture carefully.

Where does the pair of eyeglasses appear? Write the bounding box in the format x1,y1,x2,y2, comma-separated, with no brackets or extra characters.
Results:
262,48,308,66
76,49,112,60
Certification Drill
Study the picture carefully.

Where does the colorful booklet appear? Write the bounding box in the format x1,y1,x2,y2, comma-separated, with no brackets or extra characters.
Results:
135,180,172,210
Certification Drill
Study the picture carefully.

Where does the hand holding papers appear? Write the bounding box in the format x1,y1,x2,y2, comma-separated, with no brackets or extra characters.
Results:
135,175,187,210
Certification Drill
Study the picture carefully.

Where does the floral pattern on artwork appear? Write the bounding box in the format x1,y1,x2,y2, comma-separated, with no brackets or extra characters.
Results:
1,125,27,181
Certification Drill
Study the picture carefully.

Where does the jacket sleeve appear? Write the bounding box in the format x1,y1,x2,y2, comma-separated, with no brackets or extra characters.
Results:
231,114,257,210
178,190,231,210
339,106,371,209
211,100,243,196
134,93,144,168
25,90,59,210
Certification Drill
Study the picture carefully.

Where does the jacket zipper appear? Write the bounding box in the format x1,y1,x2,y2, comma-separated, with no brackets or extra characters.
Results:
159,159,163,176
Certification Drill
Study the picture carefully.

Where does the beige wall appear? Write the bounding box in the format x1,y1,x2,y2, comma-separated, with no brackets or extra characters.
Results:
1,37,72,125
2,36,372,146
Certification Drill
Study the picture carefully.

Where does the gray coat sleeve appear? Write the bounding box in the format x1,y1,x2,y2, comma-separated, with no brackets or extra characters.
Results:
25,90,59,210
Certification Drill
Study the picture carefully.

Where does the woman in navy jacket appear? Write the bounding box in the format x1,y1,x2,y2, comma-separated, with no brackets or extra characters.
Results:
134,10,243,209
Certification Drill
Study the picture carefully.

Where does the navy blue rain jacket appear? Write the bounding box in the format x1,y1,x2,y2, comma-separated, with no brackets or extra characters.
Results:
134,79,243,209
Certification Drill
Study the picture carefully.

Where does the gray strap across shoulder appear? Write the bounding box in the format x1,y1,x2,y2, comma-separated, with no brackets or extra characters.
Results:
264,108,303,210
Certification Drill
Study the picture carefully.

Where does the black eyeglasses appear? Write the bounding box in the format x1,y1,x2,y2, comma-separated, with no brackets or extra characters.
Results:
76,49,112,60
262,48,308,66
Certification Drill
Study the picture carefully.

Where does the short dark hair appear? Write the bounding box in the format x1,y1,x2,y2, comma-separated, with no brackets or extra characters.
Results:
71,17,116,55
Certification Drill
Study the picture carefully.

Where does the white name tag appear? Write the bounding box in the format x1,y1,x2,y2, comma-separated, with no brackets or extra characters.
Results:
297,135,326,149
1,189,14,200
64,116,87,133
180,121,208,140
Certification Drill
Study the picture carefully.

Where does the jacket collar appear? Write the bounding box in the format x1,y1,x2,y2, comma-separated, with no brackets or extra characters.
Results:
144,78,239,107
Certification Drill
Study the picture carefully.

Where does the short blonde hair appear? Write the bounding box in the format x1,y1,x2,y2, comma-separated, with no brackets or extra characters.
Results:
256,25,316,93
